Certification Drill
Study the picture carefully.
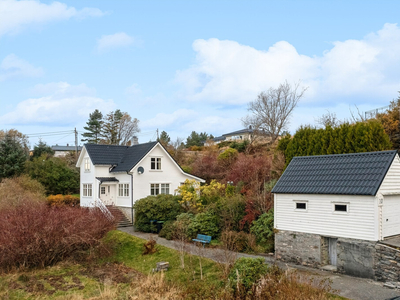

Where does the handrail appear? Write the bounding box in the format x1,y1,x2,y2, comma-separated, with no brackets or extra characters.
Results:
94,198,114,221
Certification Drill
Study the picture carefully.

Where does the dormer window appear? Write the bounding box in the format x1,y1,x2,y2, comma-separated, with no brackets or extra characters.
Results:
84,158,90,172
151,157,161,170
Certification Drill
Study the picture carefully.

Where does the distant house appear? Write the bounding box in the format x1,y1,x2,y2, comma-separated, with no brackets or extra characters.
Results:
208,127,254,145
76,141,204,223
272,150,400,281
52,144,82,157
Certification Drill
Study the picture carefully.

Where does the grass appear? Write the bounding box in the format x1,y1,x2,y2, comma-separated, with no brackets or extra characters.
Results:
0,230,347,299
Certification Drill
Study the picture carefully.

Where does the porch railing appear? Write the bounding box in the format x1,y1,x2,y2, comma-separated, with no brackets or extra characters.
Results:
94,198,114,221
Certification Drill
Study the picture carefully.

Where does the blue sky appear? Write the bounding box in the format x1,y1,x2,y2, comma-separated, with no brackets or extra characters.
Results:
1,0,400,147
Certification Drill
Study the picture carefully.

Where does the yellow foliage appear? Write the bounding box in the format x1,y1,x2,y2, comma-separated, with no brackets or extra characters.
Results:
200,180,225,198
175,179,201,211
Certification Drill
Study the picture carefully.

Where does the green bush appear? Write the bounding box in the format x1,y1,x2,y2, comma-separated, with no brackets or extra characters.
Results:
229,257,268,295
217,195,246,232
187,209,220,238
217,148,238,161
133,194,183,232
251,209,275,252
230,140,249,153
158,220,175,240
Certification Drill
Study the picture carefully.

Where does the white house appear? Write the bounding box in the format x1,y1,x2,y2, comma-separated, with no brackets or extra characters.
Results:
76,141,205,222
272,150,400,280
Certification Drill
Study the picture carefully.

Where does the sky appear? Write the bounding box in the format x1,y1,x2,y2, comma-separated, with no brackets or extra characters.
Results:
1,0,400,147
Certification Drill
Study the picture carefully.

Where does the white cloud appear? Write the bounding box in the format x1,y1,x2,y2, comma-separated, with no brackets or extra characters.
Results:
0,0,104,37
96,32,135,53
141,109,197,129
1,82,115,125
0,54,43,81
176,23,400,106
125,83,142,96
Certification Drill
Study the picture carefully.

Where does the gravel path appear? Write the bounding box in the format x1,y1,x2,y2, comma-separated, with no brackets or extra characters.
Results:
119,227,400,300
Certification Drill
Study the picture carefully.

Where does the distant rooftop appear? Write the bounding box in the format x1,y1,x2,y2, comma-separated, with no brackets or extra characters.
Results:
52,145,82,151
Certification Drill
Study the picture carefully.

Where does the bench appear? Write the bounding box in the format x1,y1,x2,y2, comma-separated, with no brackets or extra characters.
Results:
193,234,212,247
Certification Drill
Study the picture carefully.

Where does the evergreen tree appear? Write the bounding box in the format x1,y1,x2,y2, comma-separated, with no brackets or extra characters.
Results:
279,120,392,166
101,110,123,145
0,133,27,180
185,131,212,147
81,109,103,144
31,140,54,160
158,131,171,146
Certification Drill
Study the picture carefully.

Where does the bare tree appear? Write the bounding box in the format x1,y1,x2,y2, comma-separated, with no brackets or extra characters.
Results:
315,110,341,128
243,81,307,143
117,113,140,145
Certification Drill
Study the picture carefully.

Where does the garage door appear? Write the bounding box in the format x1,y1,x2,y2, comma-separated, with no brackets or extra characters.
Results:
382,195,400,238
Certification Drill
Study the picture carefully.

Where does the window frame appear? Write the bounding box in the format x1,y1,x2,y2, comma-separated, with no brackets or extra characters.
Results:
293,200,308,212
100,186,106,195
150,183,170,196
118,183,129,197
150,157,162,170
332,201,350,214
83,183,92,197
84,157,91,172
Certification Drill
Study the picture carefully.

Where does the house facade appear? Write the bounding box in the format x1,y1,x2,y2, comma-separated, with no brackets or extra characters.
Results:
272,150,400,281
76,141,205,220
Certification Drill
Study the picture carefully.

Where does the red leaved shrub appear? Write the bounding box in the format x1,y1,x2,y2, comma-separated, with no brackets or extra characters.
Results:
191,151,224,182
0,202,115,271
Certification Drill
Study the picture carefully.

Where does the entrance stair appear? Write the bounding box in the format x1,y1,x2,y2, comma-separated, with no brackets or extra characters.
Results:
106,205,133,228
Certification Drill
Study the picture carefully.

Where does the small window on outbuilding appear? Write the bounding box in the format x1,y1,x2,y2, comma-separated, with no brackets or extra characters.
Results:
335,204,347,212
296,202,307,209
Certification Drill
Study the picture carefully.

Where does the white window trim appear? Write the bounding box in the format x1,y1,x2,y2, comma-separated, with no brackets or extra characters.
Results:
82,183,92,197
293,200,308,212
150,183,171,196
84,157,91,172
150,157,162,170
331,201,350,214
118,183,130,197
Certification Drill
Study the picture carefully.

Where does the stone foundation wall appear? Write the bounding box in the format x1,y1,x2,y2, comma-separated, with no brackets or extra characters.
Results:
374,243,400,282
336,238,376,279
275,230,322,267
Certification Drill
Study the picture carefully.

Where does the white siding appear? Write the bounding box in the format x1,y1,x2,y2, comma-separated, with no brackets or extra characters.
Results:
382,195,400,238
131,144,198,204
79,148,96,207
378,154,400,195
274,193,378,241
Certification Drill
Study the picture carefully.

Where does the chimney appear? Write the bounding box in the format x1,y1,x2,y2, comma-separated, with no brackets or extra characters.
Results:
67,143,69,146
131,136,139,145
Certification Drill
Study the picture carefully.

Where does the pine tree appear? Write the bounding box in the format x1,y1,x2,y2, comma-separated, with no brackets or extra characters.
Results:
81,109,103,144
158,131,171,147
101,110,123,145
31,140,54,159
0,134,27,180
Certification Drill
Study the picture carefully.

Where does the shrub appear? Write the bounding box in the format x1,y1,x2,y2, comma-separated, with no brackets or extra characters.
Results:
251,209,275,252
217,195,246,231
0,175,46,210
47,194,80,207
176,179,202,212
181,165,192,173
187,209,220,238
158,220,176,240
134,194,183,232
223,231,257,253
0,203,115,271
229,257,268,295
230,140,249,153
217,148,238,167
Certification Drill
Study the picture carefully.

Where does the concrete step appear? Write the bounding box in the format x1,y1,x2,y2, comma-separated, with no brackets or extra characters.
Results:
106,205,133,228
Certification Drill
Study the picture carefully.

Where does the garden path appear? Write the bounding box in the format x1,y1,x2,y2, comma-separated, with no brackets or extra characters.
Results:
119,227,400,300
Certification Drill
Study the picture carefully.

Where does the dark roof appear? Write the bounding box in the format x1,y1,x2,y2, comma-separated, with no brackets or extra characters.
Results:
212,136,226,142
52,145,82,151
222,128,253,137
85,142,157,172
96,177,119,183
271,150,397,196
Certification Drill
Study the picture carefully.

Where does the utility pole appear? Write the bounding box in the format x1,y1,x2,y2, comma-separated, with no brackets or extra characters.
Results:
156,128,159,140
74,128,78,158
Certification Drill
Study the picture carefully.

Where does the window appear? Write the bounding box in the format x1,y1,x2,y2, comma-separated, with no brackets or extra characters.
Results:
101,186,106,195
296,202,307,209
151,183,170,195
151,157,161,170
118,184,129,197
83,184,92,197
335,204,347,212
84,158,90,172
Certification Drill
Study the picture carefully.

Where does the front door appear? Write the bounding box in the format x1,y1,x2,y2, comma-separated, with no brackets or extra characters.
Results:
100,185,114,205
329,238,338,266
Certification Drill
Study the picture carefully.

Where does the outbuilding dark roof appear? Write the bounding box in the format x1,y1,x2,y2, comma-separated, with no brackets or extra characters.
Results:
85,142,157,172
271,150,398,196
